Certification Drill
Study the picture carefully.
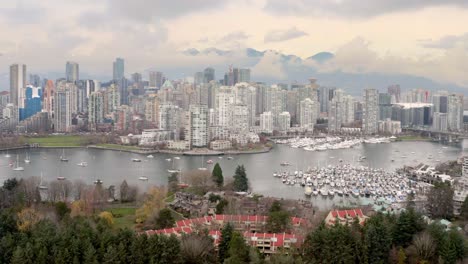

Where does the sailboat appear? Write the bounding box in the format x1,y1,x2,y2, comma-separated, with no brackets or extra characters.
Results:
38,172,48,190
24,152,31,164
167,157,181,173
4,149,11,158
198,156,207,171
60,149,68,162
13,155,24,171
138,163,148,181
177,167,189,188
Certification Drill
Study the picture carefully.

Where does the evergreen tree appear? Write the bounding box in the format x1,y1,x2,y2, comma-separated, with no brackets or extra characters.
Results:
225,232,250,264
218,223,234,262
233,165,249,192
83,243,99,264
460,195,468,220
364,213,392,263
212,163,224,187
103,245,119,264
440,229,466,264
155,208,175,229
10,246,25,264
393,209,424,247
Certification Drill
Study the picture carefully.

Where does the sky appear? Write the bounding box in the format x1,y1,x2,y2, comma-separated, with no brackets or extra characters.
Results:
1,0,468,88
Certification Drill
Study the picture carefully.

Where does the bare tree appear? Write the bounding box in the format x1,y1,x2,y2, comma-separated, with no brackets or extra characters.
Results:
185,170,213,194
73,179,87,200
410,232,436,262
18,177,41,205
180,232,217,263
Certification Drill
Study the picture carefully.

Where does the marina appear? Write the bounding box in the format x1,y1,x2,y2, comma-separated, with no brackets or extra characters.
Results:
0,140,465,209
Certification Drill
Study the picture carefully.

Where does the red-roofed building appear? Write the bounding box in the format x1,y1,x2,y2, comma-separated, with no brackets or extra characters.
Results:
325,208,367,226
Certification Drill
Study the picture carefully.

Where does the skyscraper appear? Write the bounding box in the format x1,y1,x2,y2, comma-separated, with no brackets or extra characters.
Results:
189,104,208,147
149,71,164,88
203,67,215,83
54,89,72,132
300,98,317,130
88,91,104,131
10,64,27,107
66,61,79,82
113,58,125,80
362,88,379,134
238,68,251,83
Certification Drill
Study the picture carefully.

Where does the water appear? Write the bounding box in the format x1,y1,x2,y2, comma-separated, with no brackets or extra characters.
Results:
0,141,465,209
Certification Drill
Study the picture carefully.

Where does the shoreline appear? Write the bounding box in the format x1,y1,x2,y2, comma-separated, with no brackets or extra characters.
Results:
0,144,273,156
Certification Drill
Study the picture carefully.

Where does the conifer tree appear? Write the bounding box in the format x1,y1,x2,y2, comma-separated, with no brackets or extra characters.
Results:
212,163,224,187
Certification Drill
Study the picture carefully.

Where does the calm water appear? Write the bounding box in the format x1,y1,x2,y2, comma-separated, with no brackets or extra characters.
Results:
1,141,466,209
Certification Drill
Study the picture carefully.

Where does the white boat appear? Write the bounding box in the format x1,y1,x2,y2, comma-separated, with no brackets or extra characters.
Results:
24,153,31,164
94,179,103,184
138,176,148,181
12,155,24,171
174,157,181,160
132,158,142,162
38,172,48,190
77,161,88,167
168,169,181,173
4,150,11,158
206,159,214,164
60,149,68,162
57,176,66,180
312,189,319,196
304,187,312,196
227,157,234,160
165,158,172,161
147,155,154,158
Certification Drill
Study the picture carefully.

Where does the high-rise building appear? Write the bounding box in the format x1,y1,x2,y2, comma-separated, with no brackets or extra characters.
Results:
42,80,55,119
278,112,291,132
194,72,204,85
379,93,392,120
66,61,79,82
117,77,128,105
231,104,249,133
215,87,235,128
387,85,401,103
19,85,42,121
189,104,208,147
318,86,335,113
203,68,215,83
149,71,164,88
113,58,125,80
342,95,355,125
362,89,379,134
300,98,317,130
328,89,344,133
260,111,273,133
145,95,160,128
131,72,142,83
88,91,104,131
432,112,448,131
54,89,72,132
10,64,27,107
447,94,463,132
29,74,41,87
234,83,256,127
238,68,251,83
159,103,182,139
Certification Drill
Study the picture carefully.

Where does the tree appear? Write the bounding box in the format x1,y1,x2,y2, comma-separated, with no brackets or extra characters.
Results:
16,208,42,232
215,199,229,214
180,232,217,264
364,213,393,263
233,165,249,192
135,186,166,224
266,200,290,233
427,182,454,219
55,201,71,221
393,209,424,247
98,212,114,227
218,223,234,263
212,163,224,187
120,180,129,202
410,232,436,263
460,195,468,220
155,208,175,229
440,229,466,264
225,232,250,264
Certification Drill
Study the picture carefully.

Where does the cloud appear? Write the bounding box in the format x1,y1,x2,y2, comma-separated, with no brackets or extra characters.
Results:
251,51,287,79
264,27,308,42
0,2,44,24
420,33,468,49
109,0,230,22
264,0,468,18
309,37,468,87
220,31,250,42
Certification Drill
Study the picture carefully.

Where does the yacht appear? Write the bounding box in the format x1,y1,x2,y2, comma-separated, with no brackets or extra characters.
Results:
206,159,214,164
12,155,24,171
167,169,181,174
304,186,312,196
312,188,319,196
147,155,154,158
165,158,172,161
138,176,148,181
94,179,103,184
132,158,142,162
57,176,66,180
77,161,88,167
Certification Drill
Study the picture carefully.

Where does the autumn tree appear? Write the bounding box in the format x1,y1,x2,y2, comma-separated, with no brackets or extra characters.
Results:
16,208,43,232
212,163,224,187
135,186,166,224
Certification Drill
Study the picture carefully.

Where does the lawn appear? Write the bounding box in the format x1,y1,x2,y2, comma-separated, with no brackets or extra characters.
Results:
24,135,87,147
106,207,137,230
95,144,140,151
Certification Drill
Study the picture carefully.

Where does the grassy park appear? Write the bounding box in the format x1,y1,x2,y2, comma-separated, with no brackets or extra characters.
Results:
23,135,88,147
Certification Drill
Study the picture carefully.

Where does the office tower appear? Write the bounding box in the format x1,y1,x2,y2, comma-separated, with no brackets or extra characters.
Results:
66,61,79,82
300,98,317,130
378,93,392,120
194,72,204,85
113,58,125,80
447,94,463,132
56,80,79,114
85,80,97,98
131,72,142,83
286,90,297,124
10,64,27,107
234,83,256,127
88,91,104,131
318,86,335,113
433,93,448,113
296,79,319,122
54,89,72,132
149,71,164,88
29,74,41,87
433,112,448,131
255,83,267,115
19,85,42,121
76,80,87,113
117,77,128,105
260,111,273,133
387,85,401,103
203,67,215,83
278,112,291,132
238,68,251,83
362,88,379,134
105,84,121,115
189,104,208,147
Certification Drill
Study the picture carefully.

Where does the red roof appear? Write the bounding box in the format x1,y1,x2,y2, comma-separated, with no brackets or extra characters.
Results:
330,208,364,219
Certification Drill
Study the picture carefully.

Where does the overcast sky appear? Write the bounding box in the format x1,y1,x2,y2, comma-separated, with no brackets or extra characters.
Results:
1,0,468,87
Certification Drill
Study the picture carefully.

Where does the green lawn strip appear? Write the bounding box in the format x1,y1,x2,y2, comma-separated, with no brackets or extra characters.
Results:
24,135,87,146
106,207,137,229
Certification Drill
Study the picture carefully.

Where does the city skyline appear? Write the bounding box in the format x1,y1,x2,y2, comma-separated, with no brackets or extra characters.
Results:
0,1,468,91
